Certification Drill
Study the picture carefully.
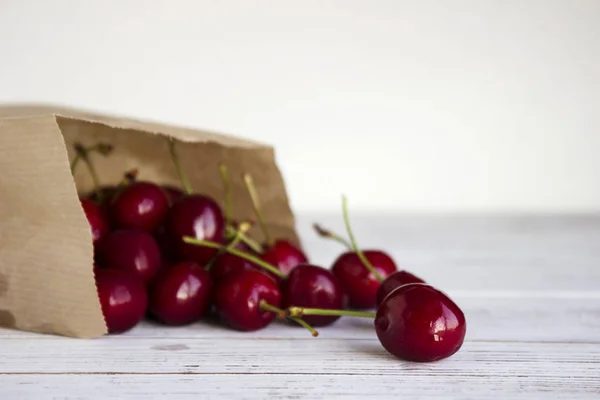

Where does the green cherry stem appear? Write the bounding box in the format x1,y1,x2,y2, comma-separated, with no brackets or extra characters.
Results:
342,195,384,282
219,163,233,226
312,223,352,250
70,143,113,175
243,173,271,245
74,143,109,202
205,221,251,271
259,300,319,337
182,237,285,279
224,225,263,254
287,306,376,319
168,138,193,195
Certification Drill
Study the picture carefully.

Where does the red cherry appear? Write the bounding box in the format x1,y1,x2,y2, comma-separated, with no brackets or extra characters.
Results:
110,181,169,232
164,194,225,265
97,229,162,284
332,250,397,309
95,269,148,334
80,198,109,247
376,270,426,307
282,264,347,327
261,240,308,277
162,185,185,205
210,253,268,284
148,261,212,325
213,269,281,331
375,283,466,362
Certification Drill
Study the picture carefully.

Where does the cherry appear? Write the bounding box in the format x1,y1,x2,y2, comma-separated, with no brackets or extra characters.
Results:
95,268,148,334
333,251,397,309
376,270,426,307
261,240,308,278
148,261,212,325
213,269,282,332
182,237,286,282
110,181,169,232
162,185,185,205
80,198,109,248
97,229,162,284
164,194,225,264
243,173,308,276
210,253,265,284
320,196,397,309
375,283,466,362
282,264,347,327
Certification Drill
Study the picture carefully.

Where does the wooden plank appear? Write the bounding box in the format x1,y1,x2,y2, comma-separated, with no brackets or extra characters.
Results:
2,296,597,342
1,339,598,376
2,372,599,400
296,214,600,292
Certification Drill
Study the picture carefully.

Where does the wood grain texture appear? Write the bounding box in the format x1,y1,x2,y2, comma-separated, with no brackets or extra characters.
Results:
1,214,599,399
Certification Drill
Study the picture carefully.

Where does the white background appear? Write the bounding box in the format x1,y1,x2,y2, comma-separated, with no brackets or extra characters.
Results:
1,0,599,213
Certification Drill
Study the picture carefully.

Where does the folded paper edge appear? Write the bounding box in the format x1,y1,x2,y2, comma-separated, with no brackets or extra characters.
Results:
0,103,270,149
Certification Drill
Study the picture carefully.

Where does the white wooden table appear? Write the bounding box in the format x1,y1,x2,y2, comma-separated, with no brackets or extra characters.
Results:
2,214,599,399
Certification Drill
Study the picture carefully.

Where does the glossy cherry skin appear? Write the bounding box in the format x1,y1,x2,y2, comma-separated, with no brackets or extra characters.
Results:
148,261,212,325
97,229,162,284
95,269,148,334
332,250,397,309
210,253,267,284
164,194,225,265
80,198,109,247
110,181,169,232
213,269,281,331
375,283,466,362
282,264,347,327
261,240,308,278
162,185,185,205
376,270,426,307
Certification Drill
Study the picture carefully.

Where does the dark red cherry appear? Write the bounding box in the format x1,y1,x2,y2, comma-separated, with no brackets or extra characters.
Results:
282,264,347,327
148,261,212,325
213,269,281,331
80,198,109,247
110,181,169,232
162,185,185,205
261,240,308,277
375,283,466,362
332,250,397,309
164,194,225,265
210,253,267,284
97,229,162,284
95,268,148,334
376,270,426,307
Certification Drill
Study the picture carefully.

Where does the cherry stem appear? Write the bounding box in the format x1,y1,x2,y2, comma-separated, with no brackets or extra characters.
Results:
182,237,286,279
259,300,319,337
224,225,263,254
70,143,113,175
243,173,271,244
168,138,193,195
287,306,376,319
312,223,352,250
205,221,251,271
74,143,113,202
342,196,384,282
219,163,234,226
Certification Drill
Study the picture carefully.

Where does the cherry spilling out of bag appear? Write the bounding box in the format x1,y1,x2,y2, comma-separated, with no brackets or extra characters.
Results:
77,139,466,363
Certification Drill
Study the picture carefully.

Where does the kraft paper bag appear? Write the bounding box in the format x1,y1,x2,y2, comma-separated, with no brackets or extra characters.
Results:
0,104,300,339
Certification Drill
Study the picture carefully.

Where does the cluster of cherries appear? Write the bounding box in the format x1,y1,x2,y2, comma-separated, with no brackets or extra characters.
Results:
75,139,466,363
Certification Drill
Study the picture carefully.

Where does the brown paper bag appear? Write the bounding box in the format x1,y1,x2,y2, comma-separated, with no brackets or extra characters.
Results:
0,103,300,339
